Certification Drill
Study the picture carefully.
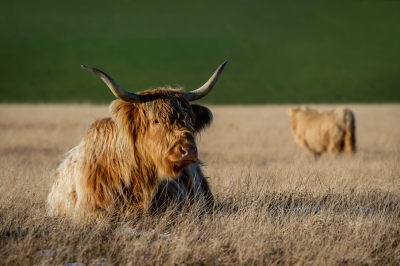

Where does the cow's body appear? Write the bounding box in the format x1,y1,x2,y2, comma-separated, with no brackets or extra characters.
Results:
47,62,227,223
288,106,356,159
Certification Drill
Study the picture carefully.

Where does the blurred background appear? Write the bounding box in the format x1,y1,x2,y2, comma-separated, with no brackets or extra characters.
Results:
1,1,399,104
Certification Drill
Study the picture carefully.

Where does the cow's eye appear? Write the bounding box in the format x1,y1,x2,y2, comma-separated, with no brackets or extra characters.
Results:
152,119,160,125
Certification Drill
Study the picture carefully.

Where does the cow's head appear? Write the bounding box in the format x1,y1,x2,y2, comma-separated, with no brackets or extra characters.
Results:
82,61,227,178
288,106,311,117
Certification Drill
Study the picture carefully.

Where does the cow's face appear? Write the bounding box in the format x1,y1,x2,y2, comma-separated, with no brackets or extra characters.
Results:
140,90,212,178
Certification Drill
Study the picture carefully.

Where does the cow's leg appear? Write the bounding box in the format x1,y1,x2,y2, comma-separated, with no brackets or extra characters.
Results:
300,140,320,160
328,142,341,159
311,152,321,160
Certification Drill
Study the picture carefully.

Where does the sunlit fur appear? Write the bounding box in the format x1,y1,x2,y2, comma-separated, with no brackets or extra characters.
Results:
288,106,356,159
47,87,214,223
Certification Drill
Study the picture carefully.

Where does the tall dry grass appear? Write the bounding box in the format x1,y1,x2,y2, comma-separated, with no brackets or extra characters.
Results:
0,104,399,265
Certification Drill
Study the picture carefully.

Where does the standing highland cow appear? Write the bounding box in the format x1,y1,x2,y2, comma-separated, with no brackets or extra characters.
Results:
288,106,356,159
47,61,227,223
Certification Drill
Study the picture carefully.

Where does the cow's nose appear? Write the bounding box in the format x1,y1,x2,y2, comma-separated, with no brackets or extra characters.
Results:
179,146,198,161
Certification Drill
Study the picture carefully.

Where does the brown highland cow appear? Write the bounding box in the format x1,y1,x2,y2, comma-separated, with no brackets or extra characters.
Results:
288,106,356,159
47,61,228,223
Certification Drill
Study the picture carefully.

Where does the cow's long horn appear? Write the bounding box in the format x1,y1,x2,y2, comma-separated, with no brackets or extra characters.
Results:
81,65,140,103
184,60,228,102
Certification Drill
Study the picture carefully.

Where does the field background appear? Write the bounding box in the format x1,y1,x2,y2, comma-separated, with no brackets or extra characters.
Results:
0,104,400,265
1,1,400,104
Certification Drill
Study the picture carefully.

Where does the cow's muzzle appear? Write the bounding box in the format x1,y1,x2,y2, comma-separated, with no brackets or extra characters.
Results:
178,145,198,162
168,144,198,173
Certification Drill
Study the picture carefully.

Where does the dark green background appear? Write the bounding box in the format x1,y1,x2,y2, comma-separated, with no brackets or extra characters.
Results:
1,1,399,104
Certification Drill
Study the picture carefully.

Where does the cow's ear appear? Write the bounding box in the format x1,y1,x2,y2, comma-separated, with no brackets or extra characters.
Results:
191,104,213,132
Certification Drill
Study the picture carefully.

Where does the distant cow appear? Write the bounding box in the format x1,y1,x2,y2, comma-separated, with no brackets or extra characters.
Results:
288,106,356,159
47,61,228,223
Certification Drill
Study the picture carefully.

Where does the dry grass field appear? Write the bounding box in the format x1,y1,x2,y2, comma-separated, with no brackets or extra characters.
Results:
0,104,399,265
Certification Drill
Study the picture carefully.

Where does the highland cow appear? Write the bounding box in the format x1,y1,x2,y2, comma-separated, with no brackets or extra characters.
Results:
288,106,356,159
47,61,228,222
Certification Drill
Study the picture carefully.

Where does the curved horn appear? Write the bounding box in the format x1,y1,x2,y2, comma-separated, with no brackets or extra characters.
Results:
81,65,140,103
184,60,228,102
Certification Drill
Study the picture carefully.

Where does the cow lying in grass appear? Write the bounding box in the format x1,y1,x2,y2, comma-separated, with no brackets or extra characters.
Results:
47,61,227,223
288,106,356,159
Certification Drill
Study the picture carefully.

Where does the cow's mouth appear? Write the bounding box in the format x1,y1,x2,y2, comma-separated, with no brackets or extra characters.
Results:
172,159,196,173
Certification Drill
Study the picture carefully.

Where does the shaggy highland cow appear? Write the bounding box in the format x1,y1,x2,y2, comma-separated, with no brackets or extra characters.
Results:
288,106,356,159
47,61,228,222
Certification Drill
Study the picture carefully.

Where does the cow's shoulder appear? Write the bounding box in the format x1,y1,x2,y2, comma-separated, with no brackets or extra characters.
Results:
83,117,118,147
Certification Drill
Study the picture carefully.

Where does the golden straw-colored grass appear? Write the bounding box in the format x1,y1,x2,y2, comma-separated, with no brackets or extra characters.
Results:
0,104,399,265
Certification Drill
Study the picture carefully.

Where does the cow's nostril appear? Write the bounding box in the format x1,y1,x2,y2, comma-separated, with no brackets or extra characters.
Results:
178,146,197,158
179,146,188,155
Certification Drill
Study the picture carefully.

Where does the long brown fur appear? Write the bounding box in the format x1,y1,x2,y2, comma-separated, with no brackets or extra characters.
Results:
288,106,356,159
47,87,215,223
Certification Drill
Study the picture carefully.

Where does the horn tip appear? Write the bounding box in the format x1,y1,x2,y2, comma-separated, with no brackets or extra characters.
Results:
218,60,228,72
81,65,97,74
220,60,228,69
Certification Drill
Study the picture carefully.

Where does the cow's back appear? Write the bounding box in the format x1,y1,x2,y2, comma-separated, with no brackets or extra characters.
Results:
47,117,120,221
